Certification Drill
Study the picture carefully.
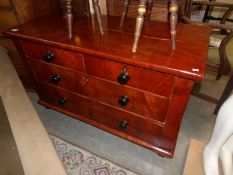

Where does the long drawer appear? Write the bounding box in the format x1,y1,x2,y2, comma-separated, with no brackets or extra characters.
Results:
37,82,163,148
87,100,162,147
85,55,175,97
21,41,85,72
84,77,169,123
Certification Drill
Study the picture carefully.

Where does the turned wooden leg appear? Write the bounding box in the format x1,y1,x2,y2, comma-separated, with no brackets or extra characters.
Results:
60,0,66,18
146,0,154,21
66,0,73,39
83,0,90,17
169,0,178,50
132,0,148,53
120,0,130,27
92,0,104,35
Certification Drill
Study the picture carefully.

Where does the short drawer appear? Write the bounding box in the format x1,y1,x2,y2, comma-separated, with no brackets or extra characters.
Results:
84,77,169,122
30,60,87,92
21,41,85,72
37,83,90,116
85,55,175,97
87,100,162,146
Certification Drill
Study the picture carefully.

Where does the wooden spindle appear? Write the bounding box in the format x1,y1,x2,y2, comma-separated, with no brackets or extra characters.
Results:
66,0,73,39
92,0,104,35
169,0,178,50
132,0,148,53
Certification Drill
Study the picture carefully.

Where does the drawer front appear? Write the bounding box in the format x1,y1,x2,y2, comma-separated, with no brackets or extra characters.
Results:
85,55,175,97
84,77,169,122
87,100,162,146
30,60,87,92
37,83,90,116
22,41,85,72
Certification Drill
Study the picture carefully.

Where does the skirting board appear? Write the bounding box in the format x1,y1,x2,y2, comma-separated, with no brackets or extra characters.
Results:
183,139,223,175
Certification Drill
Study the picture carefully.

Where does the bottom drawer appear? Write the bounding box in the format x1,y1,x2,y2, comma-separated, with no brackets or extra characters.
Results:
88,101,163,147
36,83,164,153
37,83,90,116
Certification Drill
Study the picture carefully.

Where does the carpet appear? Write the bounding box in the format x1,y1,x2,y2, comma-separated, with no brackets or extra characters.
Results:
50,135,140,175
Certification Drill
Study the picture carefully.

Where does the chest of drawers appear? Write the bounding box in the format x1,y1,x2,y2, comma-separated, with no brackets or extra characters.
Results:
5,14,211,158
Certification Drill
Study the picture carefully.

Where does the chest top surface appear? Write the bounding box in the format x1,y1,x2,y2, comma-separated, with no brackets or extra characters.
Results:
5,14,211,80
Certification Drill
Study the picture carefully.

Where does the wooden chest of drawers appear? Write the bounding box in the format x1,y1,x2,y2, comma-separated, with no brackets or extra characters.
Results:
5,14,211,158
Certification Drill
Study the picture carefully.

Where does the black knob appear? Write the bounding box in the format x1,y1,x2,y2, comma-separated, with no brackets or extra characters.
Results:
43,51,54,62
51,75,61,84
119,120,128,129
58,97,66,105
118,96,129,107
117,68,130,85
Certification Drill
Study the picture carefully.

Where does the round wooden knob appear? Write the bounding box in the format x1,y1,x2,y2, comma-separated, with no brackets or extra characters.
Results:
118,96,129,107
43,51,54,62
51,75,61,84
119,120,128,129
117,68,130,85
58,97,66,105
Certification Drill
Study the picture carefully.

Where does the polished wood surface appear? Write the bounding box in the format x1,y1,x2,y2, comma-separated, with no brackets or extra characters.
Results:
5,14,211,158
5,14,211,80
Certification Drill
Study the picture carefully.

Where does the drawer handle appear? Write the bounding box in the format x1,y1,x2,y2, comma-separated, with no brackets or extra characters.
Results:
119,120,128,129
43,51,54,62
58,97,66,105
117,67,130,85
51,75,61,84
118,96,129,107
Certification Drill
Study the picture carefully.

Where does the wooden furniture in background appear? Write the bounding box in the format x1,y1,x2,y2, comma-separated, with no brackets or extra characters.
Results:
107,0,170,22
5,14,211,158
181,0,233,114
0,0,61,89
119,0,178,52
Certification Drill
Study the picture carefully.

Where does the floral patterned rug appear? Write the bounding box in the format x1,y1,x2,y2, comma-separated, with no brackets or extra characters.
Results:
50,135,140,175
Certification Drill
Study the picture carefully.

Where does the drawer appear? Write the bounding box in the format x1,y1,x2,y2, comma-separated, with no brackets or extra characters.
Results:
87,100,162,146
85,55,175,97
37,83,90,116
84,77,169,122
30,60,87,92
21,41,85,72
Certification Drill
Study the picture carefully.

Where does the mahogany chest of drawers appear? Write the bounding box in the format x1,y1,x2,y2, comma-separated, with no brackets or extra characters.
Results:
5,14,211,158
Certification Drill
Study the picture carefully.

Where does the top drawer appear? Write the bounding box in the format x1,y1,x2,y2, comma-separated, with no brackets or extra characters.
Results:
85,55,175,97
21,41,85,72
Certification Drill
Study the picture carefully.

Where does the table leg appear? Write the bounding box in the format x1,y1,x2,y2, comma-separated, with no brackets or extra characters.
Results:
83,0,90,17
146,0,154,21
169,0,178,50
66,0,73,39
92,0,104,35
120,0,130,27
132,0,148,53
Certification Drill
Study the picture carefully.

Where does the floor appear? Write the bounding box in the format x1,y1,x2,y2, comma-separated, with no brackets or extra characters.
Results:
27,73,229,175
0,98,24,175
